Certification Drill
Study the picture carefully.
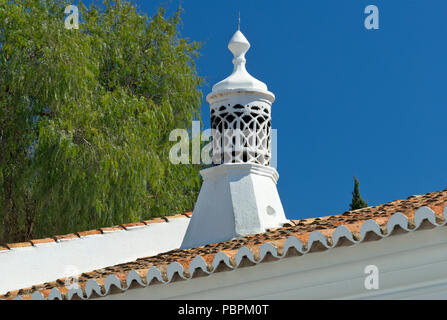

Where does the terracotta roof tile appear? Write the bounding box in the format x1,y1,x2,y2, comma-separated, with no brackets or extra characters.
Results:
3,188,447,300
6,242,33,249
77,230,103,237
120,222,146,229
165,214,189,222
142,218,166,225
53,233,80,241
30,238,56,246
99,226,126,233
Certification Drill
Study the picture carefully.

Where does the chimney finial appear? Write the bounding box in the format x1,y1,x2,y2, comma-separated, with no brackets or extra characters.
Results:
238,12,240,31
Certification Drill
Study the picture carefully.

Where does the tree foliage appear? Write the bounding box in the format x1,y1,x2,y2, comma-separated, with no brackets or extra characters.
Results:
0,0,203,243
349,176,368,210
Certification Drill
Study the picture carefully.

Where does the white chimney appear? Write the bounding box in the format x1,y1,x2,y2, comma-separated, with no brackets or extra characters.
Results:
180,29,287,249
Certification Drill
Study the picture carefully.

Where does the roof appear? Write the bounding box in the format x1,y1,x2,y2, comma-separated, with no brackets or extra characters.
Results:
2,188,447,300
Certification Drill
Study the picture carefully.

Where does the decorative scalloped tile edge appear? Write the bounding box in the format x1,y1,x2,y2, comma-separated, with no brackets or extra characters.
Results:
9,205,447,300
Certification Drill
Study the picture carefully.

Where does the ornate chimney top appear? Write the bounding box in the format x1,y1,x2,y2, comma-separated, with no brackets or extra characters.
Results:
180,28,287,249
205,30,276,166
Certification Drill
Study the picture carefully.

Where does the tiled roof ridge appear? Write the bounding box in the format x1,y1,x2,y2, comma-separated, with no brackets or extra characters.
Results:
0,213,192,252
2,188,447,300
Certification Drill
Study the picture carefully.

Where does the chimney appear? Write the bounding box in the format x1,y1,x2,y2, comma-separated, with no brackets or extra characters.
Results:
180,29,288,249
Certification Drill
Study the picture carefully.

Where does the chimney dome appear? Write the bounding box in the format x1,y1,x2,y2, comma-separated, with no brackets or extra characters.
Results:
207,30,273,99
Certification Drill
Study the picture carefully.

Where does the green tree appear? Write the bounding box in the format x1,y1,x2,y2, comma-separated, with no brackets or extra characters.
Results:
349,176,368,210
0,0,203,243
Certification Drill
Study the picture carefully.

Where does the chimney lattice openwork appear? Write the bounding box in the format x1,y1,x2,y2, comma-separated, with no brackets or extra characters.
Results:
211,103,271,166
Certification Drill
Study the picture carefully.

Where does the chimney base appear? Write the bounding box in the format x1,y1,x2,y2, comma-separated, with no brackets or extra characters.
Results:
180,163,288,249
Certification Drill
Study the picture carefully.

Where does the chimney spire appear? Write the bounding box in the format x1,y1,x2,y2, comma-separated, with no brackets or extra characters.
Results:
238,12,240,31
180,28,287,249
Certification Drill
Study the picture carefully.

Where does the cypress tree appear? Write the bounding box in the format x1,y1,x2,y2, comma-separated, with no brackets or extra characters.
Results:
350,176,368,210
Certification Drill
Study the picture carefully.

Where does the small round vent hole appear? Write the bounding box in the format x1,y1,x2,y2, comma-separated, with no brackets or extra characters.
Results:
267,206,276,216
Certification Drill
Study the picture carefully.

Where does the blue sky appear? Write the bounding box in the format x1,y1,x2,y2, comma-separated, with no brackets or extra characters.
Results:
82,0,447,220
